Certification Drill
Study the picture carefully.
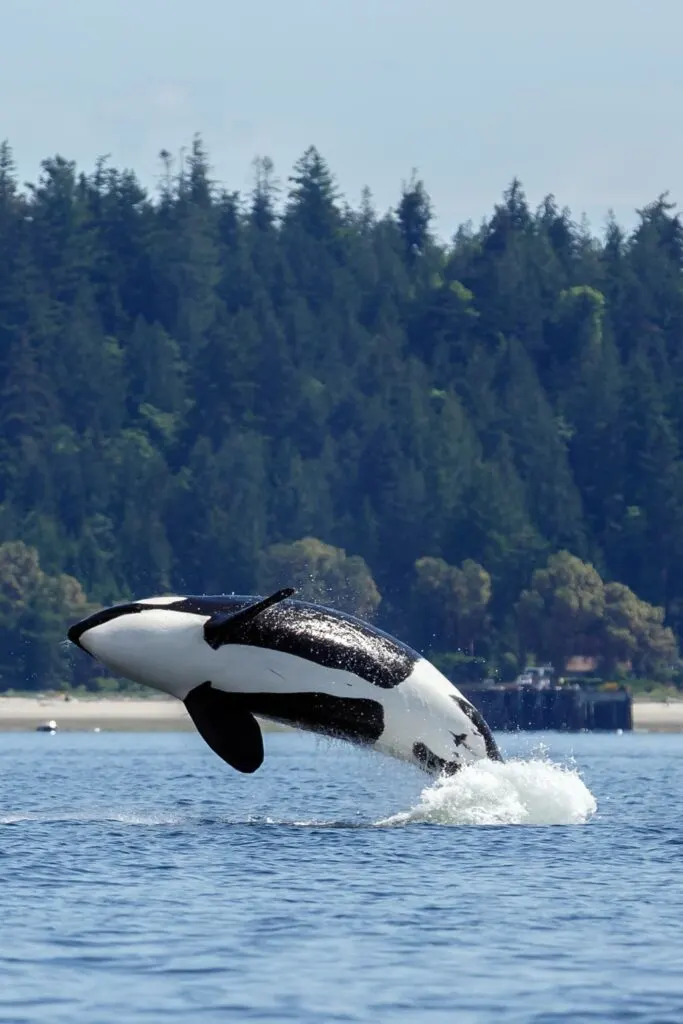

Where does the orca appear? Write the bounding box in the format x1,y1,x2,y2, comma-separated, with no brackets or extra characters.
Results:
67,588,502,776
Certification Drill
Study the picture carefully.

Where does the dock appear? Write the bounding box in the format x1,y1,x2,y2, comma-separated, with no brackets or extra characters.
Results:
459,683,633,732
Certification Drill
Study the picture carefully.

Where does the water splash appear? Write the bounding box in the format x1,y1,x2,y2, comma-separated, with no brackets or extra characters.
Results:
377,756,597,826
1,750,597,829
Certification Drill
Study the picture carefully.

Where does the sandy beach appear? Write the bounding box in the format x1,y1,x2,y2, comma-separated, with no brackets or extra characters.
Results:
0,695,682,732
630,700,683,732
0,695,288,732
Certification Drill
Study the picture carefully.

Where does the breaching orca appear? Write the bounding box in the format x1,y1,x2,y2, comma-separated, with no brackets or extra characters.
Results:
67,588,502,776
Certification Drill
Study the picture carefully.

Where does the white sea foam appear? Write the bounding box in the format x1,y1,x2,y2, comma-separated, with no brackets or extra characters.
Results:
377,755,597,826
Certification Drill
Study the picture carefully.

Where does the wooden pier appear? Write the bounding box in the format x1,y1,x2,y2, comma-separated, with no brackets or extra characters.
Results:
459,684,633,732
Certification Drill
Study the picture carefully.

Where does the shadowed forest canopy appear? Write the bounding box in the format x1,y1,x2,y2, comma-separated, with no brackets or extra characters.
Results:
0,136,681,689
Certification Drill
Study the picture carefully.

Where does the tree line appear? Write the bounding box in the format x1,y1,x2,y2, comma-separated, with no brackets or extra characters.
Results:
0,136,681,690
0,538,675,691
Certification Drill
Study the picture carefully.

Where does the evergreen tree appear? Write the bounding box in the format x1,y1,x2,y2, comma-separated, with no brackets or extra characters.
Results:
396,171,432,266
0,138,679,687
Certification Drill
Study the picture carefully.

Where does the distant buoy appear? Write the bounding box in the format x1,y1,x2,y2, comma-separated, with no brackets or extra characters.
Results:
36,720,57,733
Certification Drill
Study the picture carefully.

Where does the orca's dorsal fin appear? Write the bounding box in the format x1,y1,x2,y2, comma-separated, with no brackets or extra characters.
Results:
184,681,264,773
203,587,296,650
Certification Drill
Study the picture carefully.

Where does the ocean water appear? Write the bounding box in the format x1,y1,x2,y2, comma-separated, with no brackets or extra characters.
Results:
0,728,682,1023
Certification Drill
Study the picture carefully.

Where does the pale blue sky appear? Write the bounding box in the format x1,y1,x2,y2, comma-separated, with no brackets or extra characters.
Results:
2,0,681,238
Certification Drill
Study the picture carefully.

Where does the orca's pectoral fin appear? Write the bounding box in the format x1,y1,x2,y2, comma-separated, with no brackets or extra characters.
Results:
184,682,264,773
203,587,296,650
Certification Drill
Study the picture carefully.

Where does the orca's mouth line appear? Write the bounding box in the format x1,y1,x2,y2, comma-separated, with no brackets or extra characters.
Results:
66,623,86,650
67,603,143,652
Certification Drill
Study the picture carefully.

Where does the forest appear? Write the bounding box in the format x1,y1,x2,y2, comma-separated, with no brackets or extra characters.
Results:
0,135,681,691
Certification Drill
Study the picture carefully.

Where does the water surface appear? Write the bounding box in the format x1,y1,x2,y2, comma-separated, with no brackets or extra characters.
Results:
1,729,681,1022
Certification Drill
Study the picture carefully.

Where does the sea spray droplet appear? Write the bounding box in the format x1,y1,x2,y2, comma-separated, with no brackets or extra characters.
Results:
377,758,598,826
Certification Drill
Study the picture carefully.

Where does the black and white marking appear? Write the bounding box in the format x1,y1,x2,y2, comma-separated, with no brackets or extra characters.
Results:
67,588,502,776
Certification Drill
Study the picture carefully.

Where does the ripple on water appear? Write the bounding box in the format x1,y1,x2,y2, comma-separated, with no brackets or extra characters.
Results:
0,730,681,1023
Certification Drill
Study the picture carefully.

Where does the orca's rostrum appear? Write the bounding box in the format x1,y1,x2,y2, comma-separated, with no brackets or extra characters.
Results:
67,588,502,775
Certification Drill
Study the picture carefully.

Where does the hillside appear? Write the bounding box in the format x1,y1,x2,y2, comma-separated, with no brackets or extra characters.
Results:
0,137,681,689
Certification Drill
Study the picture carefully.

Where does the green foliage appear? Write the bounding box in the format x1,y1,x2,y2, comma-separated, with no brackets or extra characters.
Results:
517,551,677,678
259,537,381,620
411,556,491,655
430,652,489,684
496,651,521,683
0,136,681,688
516,552,605,671
0,540,95,689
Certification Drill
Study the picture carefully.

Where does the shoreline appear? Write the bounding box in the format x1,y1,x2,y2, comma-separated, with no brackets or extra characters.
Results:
0,695,682,733
0,696,288,733
629,699,683,732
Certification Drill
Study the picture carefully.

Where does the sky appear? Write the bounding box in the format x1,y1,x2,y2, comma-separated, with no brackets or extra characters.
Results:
1,0,681,239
